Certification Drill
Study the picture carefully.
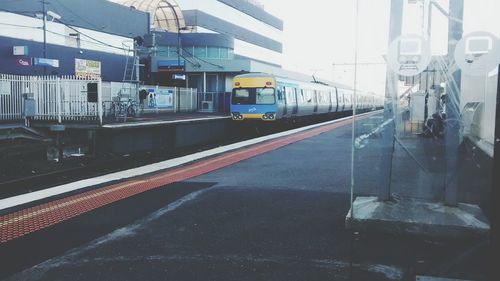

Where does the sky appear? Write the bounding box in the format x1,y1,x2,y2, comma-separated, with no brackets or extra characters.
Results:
258,0,500,95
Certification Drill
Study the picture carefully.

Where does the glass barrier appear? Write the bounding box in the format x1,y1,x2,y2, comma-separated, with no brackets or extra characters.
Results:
349,0,498,278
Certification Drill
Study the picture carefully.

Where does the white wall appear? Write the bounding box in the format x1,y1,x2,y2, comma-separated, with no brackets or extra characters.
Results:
176,0,283,41
0,12,133,56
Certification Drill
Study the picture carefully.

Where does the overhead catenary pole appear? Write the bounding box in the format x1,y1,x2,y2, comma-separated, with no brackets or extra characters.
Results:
377,0,404,202
444,0,464,207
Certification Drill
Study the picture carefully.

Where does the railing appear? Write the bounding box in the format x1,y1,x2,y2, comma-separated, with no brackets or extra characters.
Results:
198,92,230,113
0,74,24,121
0,74,102,123
0,74,200,125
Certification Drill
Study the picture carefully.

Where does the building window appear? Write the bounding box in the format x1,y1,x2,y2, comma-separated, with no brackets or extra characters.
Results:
195,46,207,58
220,48,229,59
208,47,220,59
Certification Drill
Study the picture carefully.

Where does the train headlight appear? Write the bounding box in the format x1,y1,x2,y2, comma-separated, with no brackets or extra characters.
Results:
263,112,275,120
232,112,243,120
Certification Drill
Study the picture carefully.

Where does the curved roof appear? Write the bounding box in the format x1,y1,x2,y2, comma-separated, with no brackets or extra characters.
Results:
112,0,185,32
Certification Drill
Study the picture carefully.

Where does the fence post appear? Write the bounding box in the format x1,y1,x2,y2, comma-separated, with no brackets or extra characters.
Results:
174,87,178,113
56,77,62,123
190,88,193,112
98,79,103,125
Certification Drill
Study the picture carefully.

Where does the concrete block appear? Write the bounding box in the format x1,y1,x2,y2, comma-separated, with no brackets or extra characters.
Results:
346,196,489,238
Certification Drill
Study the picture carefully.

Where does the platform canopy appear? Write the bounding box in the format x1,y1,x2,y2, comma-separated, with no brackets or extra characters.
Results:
112,0,185,32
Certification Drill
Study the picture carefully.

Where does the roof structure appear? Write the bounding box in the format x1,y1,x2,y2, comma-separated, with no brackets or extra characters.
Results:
112,0,185,32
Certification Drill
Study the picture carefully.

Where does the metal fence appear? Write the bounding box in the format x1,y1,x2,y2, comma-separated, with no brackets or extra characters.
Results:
198,92,230,113
0,74,200,124
0,74,101,123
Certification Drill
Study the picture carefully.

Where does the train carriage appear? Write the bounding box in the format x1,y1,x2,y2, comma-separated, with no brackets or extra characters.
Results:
230,73,382,122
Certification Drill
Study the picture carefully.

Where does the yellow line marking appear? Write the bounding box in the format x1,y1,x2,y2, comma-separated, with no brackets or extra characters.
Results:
0,180,145,228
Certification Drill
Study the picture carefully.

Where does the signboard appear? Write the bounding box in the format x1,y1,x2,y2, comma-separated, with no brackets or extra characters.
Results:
157,60,185,73
75,58,101,79
16,58,32,66
155,89,174,108
33,58,59,68
13,46,28,56
172,74,186,80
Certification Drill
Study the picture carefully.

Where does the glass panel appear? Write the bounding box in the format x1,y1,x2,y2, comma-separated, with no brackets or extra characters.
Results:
207,47,220,58
194,46,207,58
231,88,275,105
168,46,178,58
220,48,229,59
349,0,498,279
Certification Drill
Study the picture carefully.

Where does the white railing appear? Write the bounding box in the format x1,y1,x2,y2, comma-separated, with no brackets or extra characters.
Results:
0,73,201,125
0,74,24,121
0,74,102,124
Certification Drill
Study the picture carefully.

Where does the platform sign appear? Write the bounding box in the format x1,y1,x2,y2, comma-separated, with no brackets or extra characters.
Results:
13,46,28,56
33,58,59,68
75,59,101,79
155,89,174,109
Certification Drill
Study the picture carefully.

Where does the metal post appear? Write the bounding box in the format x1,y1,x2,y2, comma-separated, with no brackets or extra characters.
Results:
491,64,500,279
42,0,47,75
98,79,103,125
174,87,178,112
444,0,464,206
378,0,403,202
56,77,61,123
164,1,182,68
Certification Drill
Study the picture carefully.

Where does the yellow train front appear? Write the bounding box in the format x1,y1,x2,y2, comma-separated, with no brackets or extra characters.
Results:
230,73,280,121
230,73,383,122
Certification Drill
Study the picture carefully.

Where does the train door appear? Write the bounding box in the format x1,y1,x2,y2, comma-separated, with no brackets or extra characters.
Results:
277,86,287,116
292,88,298,114
282,86,288,116
313,90,318,113
285,87,298,115
334,87,339,112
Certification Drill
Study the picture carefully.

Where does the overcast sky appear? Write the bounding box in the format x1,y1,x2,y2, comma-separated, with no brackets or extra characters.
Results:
259,0,500,95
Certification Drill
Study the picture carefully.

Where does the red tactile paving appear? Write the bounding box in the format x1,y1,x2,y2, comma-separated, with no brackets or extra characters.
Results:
0,118,354,243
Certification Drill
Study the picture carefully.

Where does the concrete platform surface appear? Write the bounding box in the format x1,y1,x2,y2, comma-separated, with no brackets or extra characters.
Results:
416,276,472,281
0,112,492,281
346,196,490,238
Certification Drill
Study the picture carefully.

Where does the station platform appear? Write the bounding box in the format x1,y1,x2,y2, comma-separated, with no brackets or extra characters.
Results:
30,112,230,130
0,111,491,281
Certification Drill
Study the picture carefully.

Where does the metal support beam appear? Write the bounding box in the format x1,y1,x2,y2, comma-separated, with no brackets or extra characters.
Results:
492,64,500,279
377,0,403,202
444,0,464,206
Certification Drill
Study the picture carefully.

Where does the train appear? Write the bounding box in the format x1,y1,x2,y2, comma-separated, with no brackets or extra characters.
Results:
230,73,384,122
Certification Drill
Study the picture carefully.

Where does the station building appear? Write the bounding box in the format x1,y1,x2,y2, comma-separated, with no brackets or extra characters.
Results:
0,0,149,81
112,0,289,95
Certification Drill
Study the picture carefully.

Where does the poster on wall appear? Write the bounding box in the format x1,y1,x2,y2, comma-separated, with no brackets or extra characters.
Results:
155,89,174,109
75,58,101,79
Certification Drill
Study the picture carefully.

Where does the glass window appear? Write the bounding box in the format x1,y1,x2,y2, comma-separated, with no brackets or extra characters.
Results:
168,46,178,58
256,88,275,104
194,46,207,58
220,48,229,59
231,88,275,105
207,47,220,59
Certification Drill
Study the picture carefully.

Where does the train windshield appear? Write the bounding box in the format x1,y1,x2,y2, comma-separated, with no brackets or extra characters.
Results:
232,88,275,105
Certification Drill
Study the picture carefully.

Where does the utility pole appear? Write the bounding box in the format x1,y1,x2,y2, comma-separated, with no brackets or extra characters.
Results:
42,0,47,75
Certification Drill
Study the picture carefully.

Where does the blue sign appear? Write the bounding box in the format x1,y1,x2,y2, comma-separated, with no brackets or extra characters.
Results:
33,58,59,68
172,74,186,80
